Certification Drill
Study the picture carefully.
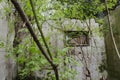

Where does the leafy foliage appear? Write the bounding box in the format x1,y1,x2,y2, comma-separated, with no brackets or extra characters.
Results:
12,35,78,79
56,0,118,20
0,40,5,48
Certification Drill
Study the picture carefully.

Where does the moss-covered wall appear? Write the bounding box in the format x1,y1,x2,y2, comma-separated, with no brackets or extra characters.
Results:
105,6,120,80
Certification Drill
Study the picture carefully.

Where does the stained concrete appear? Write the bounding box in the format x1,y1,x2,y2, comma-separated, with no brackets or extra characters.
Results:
0,18,8,80
0,2,15,80
105,5,120,80
42,19,107,80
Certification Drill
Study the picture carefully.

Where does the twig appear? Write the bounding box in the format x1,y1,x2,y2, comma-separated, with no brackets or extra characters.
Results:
46,21,64,31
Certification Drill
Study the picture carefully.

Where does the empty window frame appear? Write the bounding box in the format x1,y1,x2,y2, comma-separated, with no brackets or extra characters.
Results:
65,31,89,47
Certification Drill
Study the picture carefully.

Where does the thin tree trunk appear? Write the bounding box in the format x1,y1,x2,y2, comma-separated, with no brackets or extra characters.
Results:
29,0,53,60
10,0,59,80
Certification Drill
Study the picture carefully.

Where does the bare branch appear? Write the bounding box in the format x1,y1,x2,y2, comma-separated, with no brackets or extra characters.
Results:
105,0,120,59
29,0,53,60
10,0,59,80
10,0,54,69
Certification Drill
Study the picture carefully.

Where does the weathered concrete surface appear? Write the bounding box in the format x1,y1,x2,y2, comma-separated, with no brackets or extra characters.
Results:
0,2,9,80
42,19,107,80
105,5,120,80
0,18,8,80
0,2,16,80
0,48,7,80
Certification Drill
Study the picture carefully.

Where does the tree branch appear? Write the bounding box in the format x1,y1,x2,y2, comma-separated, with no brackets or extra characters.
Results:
10,0,52,64
105,0,120,59
10,0,59,80
29,0,53,60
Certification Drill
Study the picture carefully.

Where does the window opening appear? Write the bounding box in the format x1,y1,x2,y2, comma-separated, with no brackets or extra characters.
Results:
65,31,89,47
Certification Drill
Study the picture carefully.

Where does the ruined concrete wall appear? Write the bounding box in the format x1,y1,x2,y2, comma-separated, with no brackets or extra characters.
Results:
43,19,107,80
0,2,9,80
0,2,16,80
0,18,9,80
105,5,120,80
